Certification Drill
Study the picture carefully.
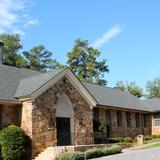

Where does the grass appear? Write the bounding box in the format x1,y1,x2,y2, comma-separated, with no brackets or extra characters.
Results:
143,143,160,149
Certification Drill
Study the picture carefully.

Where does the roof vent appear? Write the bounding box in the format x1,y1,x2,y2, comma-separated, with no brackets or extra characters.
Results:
0,41,4,64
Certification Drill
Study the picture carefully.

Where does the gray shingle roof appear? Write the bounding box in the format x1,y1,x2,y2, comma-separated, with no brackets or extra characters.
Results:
83,82,151,112
0,64,40,102
14,68,65,98
141,98,160,112
0,64,159,112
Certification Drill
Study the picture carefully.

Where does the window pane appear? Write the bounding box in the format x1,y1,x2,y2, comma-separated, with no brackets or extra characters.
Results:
126,112,131,127
117,111,122,127
135,113,140,128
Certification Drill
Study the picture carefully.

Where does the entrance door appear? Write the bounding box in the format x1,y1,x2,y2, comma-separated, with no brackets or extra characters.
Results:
56,117,71,146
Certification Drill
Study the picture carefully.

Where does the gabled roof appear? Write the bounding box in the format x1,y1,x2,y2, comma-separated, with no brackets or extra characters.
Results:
14,68,65,98
15,67,97,107
83,82,151,112
0,64,40,103
0,63,160,112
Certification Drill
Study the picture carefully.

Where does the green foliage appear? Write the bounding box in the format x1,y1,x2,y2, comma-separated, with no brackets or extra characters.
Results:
85,148,105,159
0,33,27,67
0,33,63,71
58,152,74,160
72,152,85,160
115,81,143,98
23,45,64,72
102,145,121,155
146,78,160,98
58,151,84,160
124,137,133,143
108,137,124,143
58,145,121,160
85,145,121,159
0,125,27,160
67,39,109,85
144,135,153,141
152,135,158,139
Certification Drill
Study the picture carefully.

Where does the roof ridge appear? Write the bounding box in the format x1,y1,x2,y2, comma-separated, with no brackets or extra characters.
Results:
83,81,134,96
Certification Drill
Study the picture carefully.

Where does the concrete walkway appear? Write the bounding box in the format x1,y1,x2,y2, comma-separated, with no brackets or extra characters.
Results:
91,147,160,160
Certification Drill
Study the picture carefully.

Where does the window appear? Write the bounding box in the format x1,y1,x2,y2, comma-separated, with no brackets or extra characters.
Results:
153,113,160,126
106,110,111,125
93,108,100,132
126,112,132,127
143,114,148,128
93,108,99,121
135,113,140,128
117,111,122,127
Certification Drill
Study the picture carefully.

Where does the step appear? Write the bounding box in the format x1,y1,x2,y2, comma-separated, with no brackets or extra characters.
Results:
33,146,67,160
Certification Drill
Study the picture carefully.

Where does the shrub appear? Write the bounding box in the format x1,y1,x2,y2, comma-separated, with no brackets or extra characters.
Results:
85,145,121,159
72,152,85,160
152,135,158,139
58,145,122,160
58,151,85,160
157,135,160,139
108,137,124,143
102,145,121,155
0,125,27,160
124,137,133,143
85,148,105,159
144,135,152,141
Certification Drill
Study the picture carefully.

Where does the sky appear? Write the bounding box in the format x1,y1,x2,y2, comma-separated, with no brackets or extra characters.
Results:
0,0,160,89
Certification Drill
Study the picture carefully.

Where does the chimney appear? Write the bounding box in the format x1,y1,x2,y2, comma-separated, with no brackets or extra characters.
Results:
0,41,4,64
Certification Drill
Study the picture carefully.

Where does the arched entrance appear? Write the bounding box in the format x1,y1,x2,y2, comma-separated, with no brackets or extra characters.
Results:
56,94,74,146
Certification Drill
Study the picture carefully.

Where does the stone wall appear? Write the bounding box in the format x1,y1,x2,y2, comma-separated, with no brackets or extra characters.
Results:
97,108,151,138
0,104,22,129
24,77,94,156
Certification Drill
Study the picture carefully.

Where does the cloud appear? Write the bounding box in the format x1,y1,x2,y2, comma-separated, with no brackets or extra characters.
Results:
91,25,123,48
0,0,39,36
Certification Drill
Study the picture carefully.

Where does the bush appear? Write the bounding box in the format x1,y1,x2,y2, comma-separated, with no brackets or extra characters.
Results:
144,135,152,141
85,145,121,159
108,137,124,143
0,125,27,160
58,145,122,160
58,152,85,160
124,137,133,143
72,152,85,160
85,148,105,159
102,145,121,155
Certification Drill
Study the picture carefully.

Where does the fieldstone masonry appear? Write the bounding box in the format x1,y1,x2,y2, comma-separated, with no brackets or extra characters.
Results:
98,108,151,137
21,76,94,156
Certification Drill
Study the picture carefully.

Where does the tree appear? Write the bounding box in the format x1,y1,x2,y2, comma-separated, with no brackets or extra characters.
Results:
23,45,64,72
115,81,143,98
67,39,109,85
0,33,27,67
146,78,160,98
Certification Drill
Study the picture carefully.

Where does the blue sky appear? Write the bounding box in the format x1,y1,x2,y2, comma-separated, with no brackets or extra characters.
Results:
0,0,160,89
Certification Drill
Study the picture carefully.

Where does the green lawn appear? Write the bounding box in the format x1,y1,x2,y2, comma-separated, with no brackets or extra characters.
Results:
143,143,160,149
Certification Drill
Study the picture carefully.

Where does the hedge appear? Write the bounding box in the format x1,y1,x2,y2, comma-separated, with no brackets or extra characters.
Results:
124,137,133,143
108,137,124,143
58,145,121,160
58,152,85,160
0,125,27,160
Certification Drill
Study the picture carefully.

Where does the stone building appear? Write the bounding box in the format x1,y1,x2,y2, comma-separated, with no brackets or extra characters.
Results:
0,42,160,158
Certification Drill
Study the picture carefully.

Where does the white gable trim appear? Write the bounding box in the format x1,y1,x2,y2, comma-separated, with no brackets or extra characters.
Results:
18,68,97,108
